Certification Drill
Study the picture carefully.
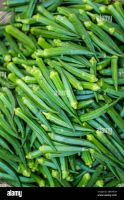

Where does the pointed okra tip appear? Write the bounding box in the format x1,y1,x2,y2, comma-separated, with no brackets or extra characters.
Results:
43,112,52,119
41,124,49,131
48,132,53,139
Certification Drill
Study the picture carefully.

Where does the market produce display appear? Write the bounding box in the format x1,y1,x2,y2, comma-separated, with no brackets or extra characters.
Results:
0,0,124,187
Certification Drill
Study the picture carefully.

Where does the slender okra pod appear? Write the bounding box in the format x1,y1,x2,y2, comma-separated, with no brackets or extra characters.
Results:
111,55,118,91
5,25,36,51
113,1,124,18
15,108,56,150
80,99,119,122
89,31,121,56
97,19,124,43
8,73,55,113
68,13,96,55
7,62,24,78
60,70,78,110
37,5,54,19
59,59,97,82
35,46,95,58
55,15,76,33
48,132,95,148
108,4,124,30
84,21,123,55
22,0,37,32
50,70,73,110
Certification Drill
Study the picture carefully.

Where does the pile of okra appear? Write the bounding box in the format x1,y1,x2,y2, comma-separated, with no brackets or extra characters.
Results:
0,0,124,187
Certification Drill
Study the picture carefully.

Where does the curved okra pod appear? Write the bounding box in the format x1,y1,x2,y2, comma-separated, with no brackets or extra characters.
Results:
50,70,73,110
60,70,78,110
35,46,95,58
21,96,53,131
15,108,56,150
89,31,121,56
8,73,56,113
59,59,97,82
80,98,120,122
68,13,96,55
84,21,123,55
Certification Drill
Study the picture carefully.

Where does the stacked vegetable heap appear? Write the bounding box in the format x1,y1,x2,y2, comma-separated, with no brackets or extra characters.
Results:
0,0,124,187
